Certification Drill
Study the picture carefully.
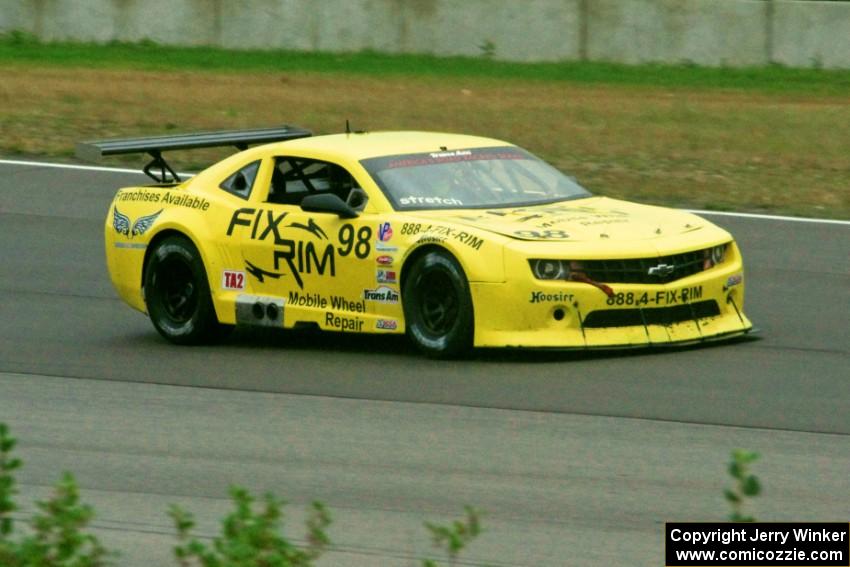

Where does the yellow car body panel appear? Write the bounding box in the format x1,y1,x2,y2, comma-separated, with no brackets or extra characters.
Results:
103,131,752,349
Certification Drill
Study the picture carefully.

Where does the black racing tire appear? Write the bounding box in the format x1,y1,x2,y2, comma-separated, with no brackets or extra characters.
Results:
143,235,230,345
403,250,474,358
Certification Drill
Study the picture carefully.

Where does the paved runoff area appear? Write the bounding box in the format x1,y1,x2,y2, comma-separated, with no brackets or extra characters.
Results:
0,160,848,565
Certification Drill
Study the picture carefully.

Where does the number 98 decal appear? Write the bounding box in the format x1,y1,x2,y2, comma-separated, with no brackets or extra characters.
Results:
338,224,372,259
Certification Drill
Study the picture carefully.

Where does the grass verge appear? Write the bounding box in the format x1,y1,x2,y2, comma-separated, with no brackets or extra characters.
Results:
1,36,848,218
3,33,850,95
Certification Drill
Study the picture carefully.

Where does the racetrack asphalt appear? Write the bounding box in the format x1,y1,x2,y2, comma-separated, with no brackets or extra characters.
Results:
1,161,848,565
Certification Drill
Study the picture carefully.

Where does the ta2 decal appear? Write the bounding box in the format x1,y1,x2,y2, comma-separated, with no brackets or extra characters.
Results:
222,270,246,290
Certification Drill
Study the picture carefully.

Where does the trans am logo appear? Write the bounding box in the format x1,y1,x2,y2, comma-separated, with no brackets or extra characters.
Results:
113,207,162,238
363,285,399,303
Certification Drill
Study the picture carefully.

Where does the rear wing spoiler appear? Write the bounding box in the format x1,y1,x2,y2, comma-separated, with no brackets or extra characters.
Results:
76,125,312,183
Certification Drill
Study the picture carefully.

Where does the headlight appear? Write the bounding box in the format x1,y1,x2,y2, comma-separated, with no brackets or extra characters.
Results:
705,243,728,268
530,259,569,280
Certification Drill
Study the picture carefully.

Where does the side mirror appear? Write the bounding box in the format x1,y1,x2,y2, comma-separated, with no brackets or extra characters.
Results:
300,193,359,218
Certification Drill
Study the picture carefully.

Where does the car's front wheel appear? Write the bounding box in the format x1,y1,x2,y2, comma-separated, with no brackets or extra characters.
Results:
403,250,473,358
144,235,229,345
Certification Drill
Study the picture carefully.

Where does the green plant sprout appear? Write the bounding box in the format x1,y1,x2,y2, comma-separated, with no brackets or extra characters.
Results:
423,506,482,567
0,423,111,566
725,449,761,522
169,487,331,567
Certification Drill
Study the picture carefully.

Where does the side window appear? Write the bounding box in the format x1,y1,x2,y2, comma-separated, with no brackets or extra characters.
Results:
268,157,361,206
220,160,260,199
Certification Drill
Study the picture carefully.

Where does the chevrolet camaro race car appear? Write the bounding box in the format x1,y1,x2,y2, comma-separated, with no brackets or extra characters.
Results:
79,126,753,357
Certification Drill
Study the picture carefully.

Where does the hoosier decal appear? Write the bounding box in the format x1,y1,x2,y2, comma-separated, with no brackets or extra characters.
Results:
529,291,575,304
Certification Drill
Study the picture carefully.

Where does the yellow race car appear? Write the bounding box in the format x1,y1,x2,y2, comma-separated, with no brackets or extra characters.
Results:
80,126,753,357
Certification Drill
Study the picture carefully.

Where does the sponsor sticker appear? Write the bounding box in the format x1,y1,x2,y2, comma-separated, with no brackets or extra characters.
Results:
222,270,246,290
113,207,162,238
375,242,398,252
377,269,397,284
363,285,399,303
377,222,393,242
376,319,398,331
529,291,574,304
376,255,394,266
605,286,704,307
400,223,483,250
725,274,743,289
399,196,463,206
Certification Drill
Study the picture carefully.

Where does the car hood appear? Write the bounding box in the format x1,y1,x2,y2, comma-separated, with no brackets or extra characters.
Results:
410,197,708,242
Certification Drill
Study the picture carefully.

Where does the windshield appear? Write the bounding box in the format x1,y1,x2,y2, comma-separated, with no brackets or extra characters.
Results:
361,146,591,210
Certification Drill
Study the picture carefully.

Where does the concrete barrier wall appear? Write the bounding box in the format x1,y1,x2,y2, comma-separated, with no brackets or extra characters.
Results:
586,0,770,67
1,0,848,68
773,1,850,68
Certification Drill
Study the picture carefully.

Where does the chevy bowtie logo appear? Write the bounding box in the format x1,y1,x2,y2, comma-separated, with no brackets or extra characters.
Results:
647,263,676,277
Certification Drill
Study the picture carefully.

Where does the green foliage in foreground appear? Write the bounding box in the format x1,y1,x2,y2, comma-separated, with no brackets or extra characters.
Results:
0,422,482,566
0,421,768,564
170,489,331,567
0,424,111,566
725,449,761,522
423,506,482,567
1,31,849,95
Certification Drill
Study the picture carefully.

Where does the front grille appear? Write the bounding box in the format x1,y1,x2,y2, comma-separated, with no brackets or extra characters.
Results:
579,249,708,284
582,300,720,328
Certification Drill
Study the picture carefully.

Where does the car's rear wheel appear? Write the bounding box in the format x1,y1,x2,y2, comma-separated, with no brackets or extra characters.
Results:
403,250,473,358
144,235,229,344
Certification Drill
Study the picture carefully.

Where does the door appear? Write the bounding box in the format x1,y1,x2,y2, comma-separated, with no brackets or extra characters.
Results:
231,155,393,331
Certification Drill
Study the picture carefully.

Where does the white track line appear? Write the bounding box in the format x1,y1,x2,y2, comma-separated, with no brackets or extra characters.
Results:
686,209,850,226
1,158,145,175
2,158,848,226
0,158,195,178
